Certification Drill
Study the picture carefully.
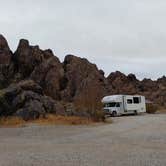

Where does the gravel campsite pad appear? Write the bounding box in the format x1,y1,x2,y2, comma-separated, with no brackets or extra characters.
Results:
0,114,166,166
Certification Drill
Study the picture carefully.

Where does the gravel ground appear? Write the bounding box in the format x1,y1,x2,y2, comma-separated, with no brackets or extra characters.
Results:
0,113,166,166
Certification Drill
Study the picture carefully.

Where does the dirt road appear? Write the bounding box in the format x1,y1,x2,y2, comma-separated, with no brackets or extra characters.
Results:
0,114,166,166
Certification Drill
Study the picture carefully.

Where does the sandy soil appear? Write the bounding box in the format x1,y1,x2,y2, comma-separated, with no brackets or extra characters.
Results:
0,113,166,166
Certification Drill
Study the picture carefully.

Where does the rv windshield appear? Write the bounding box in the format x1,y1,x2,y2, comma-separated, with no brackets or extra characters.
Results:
104,102,119,107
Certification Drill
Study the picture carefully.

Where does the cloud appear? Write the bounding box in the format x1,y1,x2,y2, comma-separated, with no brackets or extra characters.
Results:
0,0,166,79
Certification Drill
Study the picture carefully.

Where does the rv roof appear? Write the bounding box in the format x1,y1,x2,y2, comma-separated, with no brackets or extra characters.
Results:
102,95,123,103
102,94,144,103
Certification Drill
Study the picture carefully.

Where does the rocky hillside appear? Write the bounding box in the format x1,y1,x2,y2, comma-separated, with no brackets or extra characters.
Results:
107,71,166,107
0,35,165,120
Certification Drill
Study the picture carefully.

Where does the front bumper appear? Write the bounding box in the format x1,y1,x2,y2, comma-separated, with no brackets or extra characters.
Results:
104,109,112,115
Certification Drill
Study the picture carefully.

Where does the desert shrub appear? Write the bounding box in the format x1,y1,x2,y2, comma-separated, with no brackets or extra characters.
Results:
0,116,25,127
90,110,105,122
74,84,105,122
146,103,158,114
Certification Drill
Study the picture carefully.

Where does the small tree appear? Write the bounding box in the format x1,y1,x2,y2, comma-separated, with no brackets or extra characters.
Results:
146,103,158,114
74,82,105,121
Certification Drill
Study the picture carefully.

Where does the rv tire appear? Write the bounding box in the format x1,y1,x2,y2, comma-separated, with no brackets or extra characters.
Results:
112,111,117,117
134,110,138,115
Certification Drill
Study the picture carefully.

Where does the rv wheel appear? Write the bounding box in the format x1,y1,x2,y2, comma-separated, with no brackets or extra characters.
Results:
134,110,138,115
112,111,117,117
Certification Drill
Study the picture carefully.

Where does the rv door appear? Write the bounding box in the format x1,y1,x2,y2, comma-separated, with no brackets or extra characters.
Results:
122,96,127,112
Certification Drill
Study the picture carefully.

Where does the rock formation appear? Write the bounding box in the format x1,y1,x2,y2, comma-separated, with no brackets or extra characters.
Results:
0,80,58,120
0,34,165,120
106,71,166,107
61,55,107,102
0,35,12,65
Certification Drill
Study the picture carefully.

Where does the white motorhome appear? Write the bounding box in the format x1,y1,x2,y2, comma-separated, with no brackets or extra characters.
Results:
102,95,146,116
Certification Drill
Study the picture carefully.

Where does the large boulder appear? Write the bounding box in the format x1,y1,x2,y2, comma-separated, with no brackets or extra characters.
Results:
14,90,64,120
31,56,64,100
13,39,45,78
0,80,64,120
107,71,139,94
0,35,14,88
16,100,45,121
61,55,107,103
0,35,12,64
43,49,54,59
16,79,43,94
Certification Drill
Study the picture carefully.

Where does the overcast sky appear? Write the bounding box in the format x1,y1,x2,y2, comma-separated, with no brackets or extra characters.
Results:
0,0,166,80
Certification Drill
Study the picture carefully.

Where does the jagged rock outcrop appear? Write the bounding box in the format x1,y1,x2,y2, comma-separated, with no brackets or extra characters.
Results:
0,34,166,120
31,56,64,100
0,35,12,64
0,80,64,120
107,71,139,94
0,35,14,89
61,55,107,102
107,71,166,107
13,39,45,78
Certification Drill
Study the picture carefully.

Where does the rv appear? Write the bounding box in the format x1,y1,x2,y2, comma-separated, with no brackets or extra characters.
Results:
102,95,146,116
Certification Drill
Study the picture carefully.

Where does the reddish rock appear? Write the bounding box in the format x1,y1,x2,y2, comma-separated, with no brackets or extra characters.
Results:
43,49,54,59
31,56,64,100
0,35,166,120
0,35,12,64
0,79,64,120
107,71,139,94
106,71,166,107
61,55,107,102
13,39,45,78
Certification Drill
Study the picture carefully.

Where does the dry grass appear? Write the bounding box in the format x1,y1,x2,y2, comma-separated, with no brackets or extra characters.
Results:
0,116,26,127
0,114,94,127
157,109,166,113
33,114,93,125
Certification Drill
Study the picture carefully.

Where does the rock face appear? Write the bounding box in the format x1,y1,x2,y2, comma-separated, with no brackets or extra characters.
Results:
107,71,139,94
13,39,45,78
106,71,166,107
31,56,64,100
0,35,12,64
31,54,107,103
61,55,107,102
0,80,59,120
0,35,13,89
0,34,166,120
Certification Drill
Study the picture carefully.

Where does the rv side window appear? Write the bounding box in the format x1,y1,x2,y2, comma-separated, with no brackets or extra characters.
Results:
133,97,139,104
127,99,132,104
